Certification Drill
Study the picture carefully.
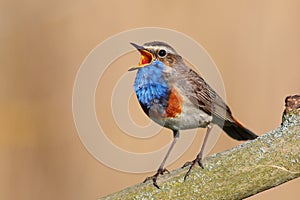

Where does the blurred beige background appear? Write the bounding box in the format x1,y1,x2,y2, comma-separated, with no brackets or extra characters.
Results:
1,0,300,199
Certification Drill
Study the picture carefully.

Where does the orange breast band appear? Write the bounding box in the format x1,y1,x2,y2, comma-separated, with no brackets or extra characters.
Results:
166,88,183,118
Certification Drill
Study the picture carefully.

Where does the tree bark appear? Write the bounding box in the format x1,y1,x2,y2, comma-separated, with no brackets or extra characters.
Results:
101,95,300,200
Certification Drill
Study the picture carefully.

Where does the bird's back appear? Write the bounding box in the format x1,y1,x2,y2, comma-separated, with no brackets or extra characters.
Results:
172,64,258,140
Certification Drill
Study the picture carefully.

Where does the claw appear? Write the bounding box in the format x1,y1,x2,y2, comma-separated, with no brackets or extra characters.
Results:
182,156,204,181
143,168,169,189
181,161,193,169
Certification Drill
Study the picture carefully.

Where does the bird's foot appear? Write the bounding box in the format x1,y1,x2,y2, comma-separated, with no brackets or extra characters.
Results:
181,156,203,181
143,168,170,189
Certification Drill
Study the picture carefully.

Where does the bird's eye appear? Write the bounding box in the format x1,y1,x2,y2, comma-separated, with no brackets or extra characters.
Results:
158,49,167,58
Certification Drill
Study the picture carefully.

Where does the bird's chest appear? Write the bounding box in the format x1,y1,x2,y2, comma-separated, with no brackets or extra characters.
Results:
134,67,212,130
161,93,213,130
134,66,169,114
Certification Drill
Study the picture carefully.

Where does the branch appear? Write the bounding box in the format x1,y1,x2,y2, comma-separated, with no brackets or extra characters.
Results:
101,95,300,200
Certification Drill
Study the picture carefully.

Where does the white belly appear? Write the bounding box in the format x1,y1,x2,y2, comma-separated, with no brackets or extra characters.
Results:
150,95,213,130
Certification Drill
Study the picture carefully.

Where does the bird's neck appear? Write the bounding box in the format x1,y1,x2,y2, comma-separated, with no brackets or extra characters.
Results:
134,62,169,112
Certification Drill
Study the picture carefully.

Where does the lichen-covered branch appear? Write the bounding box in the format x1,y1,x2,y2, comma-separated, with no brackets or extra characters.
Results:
101,96,300,200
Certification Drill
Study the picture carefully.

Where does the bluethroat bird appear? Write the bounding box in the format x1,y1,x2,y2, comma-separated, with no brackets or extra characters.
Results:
129,41,258,189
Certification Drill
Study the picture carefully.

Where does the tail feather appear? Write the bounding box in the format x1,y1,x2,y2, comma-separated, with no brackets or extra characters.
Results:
218,117,258,141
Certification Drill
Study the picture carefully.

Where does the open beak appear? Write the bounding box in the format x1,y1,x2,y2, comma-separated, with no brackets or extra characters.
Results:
128,42,154,71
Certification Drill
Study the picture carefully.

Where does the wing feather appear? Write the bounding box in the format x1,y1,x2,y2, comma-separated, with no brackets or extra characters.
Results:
175,68,234,125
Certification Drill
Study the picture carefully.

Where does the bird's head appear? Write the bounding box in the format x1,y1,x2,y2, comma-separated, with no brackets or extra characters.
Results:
128,41,182,71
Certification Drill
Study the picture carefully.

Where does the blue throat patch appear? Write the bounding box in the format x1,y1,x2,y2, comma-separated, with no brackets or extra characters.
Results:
134,61,169,112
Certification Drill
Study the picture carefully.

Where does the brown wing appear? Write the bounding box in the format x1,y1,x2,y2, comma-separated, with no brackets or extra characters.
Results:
175,68,258,140
176,68,234,124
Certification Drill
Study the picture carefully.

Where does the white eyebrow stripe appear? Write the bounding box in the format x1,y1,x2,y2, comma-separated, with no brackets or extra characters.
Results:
143,46,176,54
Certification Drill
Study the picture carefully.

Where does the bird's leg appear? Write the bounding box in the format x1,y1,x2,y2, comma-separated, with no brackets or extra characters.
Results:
143,130,179,189
182,125,213,180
